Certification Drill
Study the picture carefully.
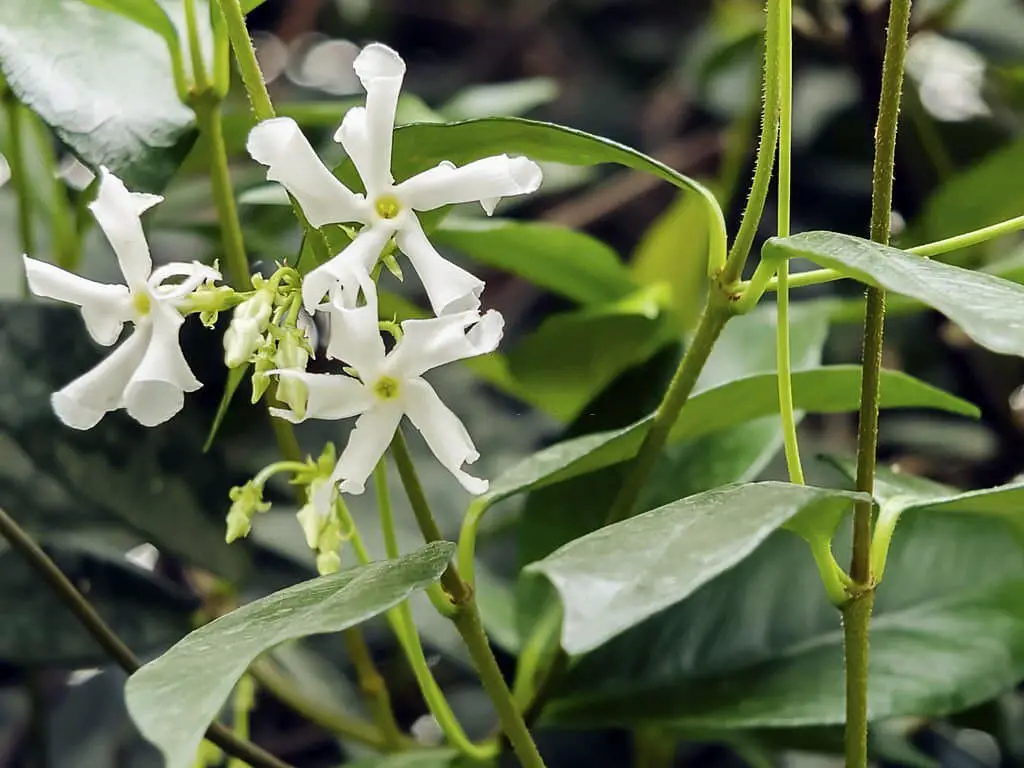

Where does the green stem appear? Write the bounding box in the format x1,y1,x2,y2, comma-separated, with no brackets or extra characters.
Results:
3,94,35,263
721,0,781,285
457,498,490,589
226,675,255,768
184,0,210,92
845,0,912,765
342,628,406,750
374,460,401,560
390,433,548,768
215,0,275,121
774,0,803,485
191,97,249,289
0,505,293,768
249,659,402,750
25,114,79,270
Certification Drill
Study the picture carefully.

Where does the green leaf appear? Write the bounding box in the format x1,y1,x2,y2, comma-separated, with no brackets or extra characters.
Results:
0,304,249,581
545,510,1024,728
433,218,635,305
0,539,195,664
80,0,184,91
766,231,1024,358
630,193,710,332
125,542,454,768
338,117,726,261
439,78,558,120
0,0,197,190
527,482,865,655
506,285,675,421
203,363,249,452
240,0,267,11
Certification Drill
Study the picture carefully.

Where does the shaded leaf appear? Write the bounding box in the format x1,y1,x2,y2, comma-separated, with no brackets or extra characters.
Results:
126,542,455,768
528,482,865,654
766,231,1024,358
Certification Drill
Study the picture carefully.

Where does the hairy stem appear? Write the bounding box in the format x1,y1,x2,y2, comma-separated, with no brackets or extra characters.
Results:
0,505,292,768
845,0,913,766
215,0,274,121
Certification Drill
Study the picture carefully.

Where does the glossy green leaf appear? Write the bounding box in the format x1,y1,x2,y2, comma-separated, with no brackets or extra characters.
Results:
80,0,182,79
766,231,1024,358
0,304,249,580
433,218,635,305
125,542,454,768
0,0,196,190
546,511,1024,728
0,539,195,665
527,482,865,654
202,363,249,452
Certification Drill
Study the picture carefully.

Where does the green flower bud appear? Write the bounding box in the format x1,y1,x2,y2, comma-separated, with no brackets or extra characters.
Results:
225,480,271,543
274,331,310,417
224,290,274,368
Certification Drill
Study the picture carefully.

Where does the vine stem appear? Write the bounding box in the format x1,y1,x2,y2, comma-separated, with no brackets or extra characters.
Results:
845,0,913,765
215,0,274,121
3,91,35,265
0,505,293,768
774,0,804,485
342,627,406,750
390,432,548,768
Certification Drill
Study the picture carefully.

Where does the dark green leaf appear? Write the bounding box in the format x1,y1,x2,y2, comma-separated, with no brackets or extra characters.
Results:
203,363,249,452
0,539,195,665
766,231,1024,358
0,0,197,190
0,304,249,581
527,482,865,654
545,510,1024,729
80,0,181,76
433,218,635,305
125,542,455,768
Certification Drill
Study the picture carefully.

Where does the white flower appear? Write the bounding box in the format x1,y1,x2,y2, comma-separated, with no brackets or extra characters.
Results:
0,153,10,189
23,167,219,429
270,284,504,495
246,42,542,317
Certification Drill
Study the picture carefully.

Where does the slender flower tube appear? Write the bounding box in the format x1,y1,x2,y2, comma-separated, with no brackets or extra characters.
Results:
23,168,219,429
247,43,542,316
270,282,503,498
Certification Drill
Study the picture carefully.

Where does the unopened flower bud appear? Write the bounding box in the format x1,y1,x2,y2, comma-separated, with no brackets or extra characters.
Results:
317,551,342,575
250,337,276,403
274,331,311,417
225,480,270,543
224,290,273,368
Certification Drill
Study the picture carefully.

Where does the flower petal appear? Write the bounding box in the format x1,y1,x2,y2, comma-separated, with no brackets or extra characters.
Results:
0,153,10,188
395,215,483,316
334,107,382,197
395,155,542,214
89,167,161,288
323,296,386,378
302,224,392,312
349,43,405,192
51,323,152,430
123,303,199,427
267,370,372,423
401,378,487,495
387,309,504,378
247,117,367,227
23,256,132,346
333,404,403,495
149,261,222,301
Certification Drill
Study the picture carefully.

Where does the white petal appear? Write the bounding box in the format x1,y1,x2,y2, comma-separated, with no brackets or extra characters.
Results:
88,167,161,288
267,370,373,423
0,153,10,188
51,323,152,430
395,215,483,316
123,303,199,427
401,378,487,495
23,256,132,346
334,107,384,197
323,297,385,377
395,155,542,214
333,404,403,495
149,261,222,301
247,117,367,227
349,43,405,192
302,225,392,312
387,309,504,378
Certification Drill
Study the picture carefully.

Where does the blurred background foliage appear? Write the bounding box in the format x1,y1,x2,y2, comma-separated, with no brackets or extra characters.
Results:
4,0,1024,766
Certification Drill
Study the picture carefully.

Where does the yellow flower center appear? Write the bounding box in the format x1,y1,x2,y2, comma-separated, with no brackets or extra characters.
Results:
372,375,400,401
374,194,401,220
133,291,151,317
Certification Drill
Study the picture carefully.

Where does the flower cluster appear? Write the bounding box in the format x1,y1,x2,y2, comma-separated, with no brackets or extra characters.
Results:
23,43,541,573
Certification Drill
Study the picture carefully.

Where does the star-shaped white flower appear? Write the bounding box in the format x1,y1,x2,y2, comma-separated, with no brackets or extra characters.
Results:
247,42,542,317
270,283,503,496
23,168,219,429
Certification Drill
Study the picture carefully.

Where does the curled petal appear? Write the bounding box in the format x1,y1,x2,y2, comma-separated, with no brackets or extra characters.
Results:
51,323,152,430
387,309,504,379
402,378,487,495
323,298,386,378
123,303,199,427
395,215,483,316
349,43,405,192
149,261,222,301
248,117,367,227
267,370,373,423
302,224,392,312
395,155,542,215
332,404,404,495
89,167,161,288
24,256,132,346
334,107,384,197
